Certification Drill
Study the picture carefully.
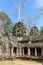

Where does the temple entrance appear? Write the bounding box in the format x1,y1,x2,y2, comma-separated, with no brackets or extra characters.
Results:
30,48,35,56
24,47,28,55
13,47,17,55
36,47,41,56
0,43,2,56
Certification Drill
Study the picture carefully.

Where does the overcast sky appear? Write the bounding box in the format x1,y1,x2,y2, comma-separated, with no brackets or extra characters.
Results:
0,0,43,29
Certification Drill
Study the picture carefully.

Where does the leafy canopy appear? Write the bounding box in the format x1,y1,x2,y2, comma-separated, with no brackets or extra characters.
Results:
40,27,43,34
0,12,14,35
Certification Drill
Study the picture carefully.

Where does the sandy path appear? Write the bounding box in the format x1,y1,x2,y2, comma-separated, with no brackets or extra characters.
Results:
0,59,42,65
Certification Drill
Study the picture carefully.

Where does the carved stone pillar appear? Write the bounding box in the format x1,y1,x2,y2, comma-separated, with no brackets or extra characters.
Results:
35,48,37,56
17,48,18,56
23,48,24,56
20,47,21,56
11,47,14,57
28,48,30,56
41,48,43,56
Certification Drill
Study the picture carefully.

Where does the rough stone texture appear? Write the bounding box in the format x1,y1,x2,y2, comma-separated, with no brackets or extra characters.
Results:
0,30,43,59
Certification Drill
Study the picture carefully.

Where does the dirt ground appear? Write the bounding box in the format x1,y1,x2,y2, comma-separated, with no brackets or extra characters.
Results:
0,59,43,65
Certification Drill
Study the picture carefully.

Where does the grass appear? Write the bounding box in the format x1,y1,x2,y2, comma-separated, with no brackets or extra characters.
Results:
0,59,42,65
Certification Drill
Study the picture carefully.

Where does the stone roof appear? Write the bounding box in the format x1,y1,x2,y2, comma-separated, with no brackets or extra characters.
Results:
9,36,18,42
0,30,6,35
13,22,26,36
0,29,43,44
17,35,43,42
9,35,43,42
21,36,30,42
31,34,43,42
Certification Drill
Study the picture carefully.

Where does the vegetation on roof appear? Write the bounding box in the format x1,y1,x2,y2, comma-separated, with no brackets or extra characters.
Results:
0,12,43,36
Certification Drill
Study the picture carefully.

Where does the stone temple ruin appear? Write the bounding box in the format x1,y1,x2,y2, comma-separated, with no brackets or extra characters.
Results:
0,22,43,60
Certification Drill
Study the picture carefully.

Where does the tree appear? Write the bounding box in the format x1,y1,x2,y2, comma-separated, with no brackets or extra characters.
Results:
0,12,14,36
40,27,43,34
3,17,14,35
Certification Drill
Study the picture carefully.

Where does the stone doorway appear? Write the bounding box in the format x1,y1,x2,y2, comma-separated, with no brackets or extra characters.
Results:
13,47,17,55
30,48,35,56
24,47,28,55
36,47,41,56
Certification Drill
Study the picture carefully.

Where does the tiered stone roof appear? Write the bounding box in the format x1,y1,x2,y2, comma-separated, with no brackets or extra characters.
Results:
31,34,43,42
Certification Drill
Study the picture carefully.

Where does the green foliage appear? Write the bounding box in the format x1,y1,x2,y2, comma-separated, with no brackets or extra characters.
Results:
0,12,14,35
3,17,14,35
40,27,43,34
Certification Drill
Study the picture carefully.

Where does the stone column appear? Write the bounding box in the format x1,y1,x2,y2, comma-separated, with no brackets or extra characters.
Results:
11,47,14,57
20,47,21,56
23,48,24,56
3,43,9,57
28,48,30,56
17,48,18,56
41,48,43,56
35,48,37,57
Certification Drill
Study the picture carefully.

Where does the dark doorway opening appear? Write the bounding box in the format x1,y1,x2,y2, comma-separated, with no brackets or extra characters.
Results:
36,47,41,56
30,48,35,56
24,47,28,55
13,47,17,55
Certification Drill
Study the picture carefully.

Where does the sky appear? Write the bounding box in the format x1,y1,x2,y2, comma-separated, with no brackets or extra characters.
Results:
0,0,43,29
